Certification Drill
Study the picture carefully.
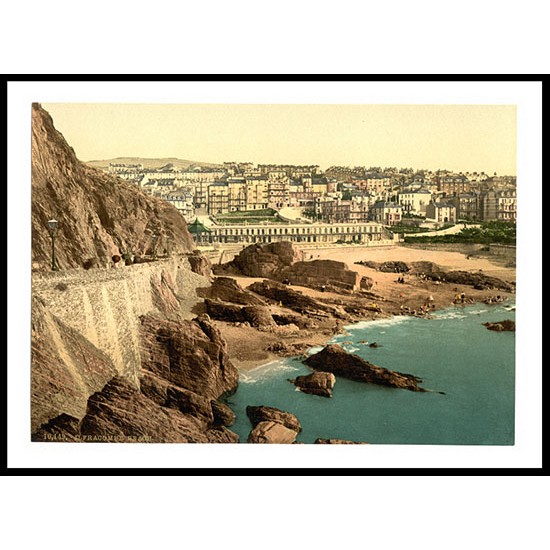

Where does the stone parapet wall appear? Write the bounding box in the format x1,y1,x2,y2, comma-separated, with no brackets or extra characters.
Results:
32,256,210,383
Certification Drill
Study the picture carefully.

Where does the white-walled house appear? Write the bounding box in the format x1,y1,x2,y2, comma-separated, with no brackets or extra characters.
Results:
425,201,457,224
397,188,432,216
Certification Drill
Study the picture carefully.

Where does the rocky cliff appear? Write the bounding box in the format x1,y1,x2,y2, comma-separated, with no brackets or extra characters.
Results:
31,103,194,270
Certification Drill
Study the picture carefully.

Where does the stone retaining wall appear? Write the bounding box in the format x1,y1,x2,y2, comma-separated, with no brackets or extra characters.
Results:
32,256,210,383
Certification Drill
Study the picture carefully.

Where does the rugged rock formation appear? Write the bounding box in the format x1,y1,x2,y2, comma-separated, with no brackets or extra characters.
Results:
204,299,276,328
247,421,298,444
246,405,302,433
360,276,374,291
246,405,302,444
32,413,82,442
187,250,212,278
378,261,410,273
355,260,410,273
435,270,514,291
271,312,317,330
314,438,368,444
199,276,266,305
410,261,445,276
150,269,180,316
266,341,313,356
31,297,118,432
248,280,349,319
304,344,426,392
483,319,516,332
210,400,236,427
31,103,194,270
290,371,336,398
213,241,301,278
34,368,240,443
277,259,361,292
139,314,239,400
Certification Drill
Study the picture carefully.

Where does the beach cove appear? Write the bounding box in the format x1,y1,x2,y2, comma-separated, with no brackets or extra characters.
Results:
228,301,516,444
205,242,517,444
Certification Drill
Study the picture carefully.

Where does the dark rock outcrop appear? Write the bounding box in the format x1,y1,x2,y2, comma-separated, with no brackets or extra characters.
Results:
204,299,276,328
79,376,239,443
243,305,277,328
139,314,239,401
32,413,82,442
248,280,348,319
271,312,317,329
140,371,214,424
290,371,336,397
247,421,298,444
439,270,514,291
277,259,361,292
31,103,194,270
214,241,301,278
211,400,236,427
246,405,302,433
199,276,266,305
378,261,410,273
304,344,426,392
483,319,516,332
355,260,410,273
360,276,374,291
266,341,313,356
205,299,247,323
187,250,212,278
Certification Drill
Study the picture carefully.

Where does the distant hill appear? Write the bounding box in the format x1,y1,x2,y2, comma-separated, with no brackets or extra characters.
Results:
86,157,223,171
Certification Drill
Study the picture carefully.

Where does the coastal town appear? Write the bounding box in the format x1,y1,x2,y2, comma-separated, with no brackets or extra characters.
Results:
100,160,517,246
29,103,518,449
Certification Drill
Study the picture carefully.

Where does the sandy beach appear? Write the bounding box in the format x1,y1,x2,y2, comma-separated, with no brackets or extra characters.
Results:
210,243,516,371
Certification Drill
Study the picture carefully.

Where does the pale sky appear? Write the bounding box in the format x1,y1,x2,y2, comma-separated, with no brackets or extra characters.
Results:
42,103,516,175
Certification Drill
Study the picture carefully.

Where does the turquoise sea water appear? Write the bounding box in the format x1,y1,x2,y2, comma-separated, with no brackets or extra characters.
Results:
228,302,516,445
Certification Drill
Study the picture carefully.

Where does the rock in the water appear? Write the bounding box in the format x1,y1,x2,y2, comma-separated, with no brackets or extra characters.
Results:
483,319,515,332
290,371,336,398
246,405,302,433
304,344,426,392
314,438,368,444
247,421,298,444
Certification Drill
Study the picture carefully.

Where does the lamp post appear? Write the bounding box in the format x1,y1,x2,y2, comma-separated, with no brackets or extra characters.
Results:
47,219,59,271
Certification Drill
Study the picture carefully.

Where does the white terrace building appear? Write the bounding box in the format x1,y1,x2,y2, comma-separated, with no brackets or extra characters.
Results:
204,221,392,245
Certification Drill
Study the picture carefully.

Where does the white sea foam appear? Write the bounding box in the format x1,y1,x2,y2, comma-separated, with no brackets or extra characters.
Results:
342,315,410,333
345,346,360,353
240,359,301,383
432,310,467,320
